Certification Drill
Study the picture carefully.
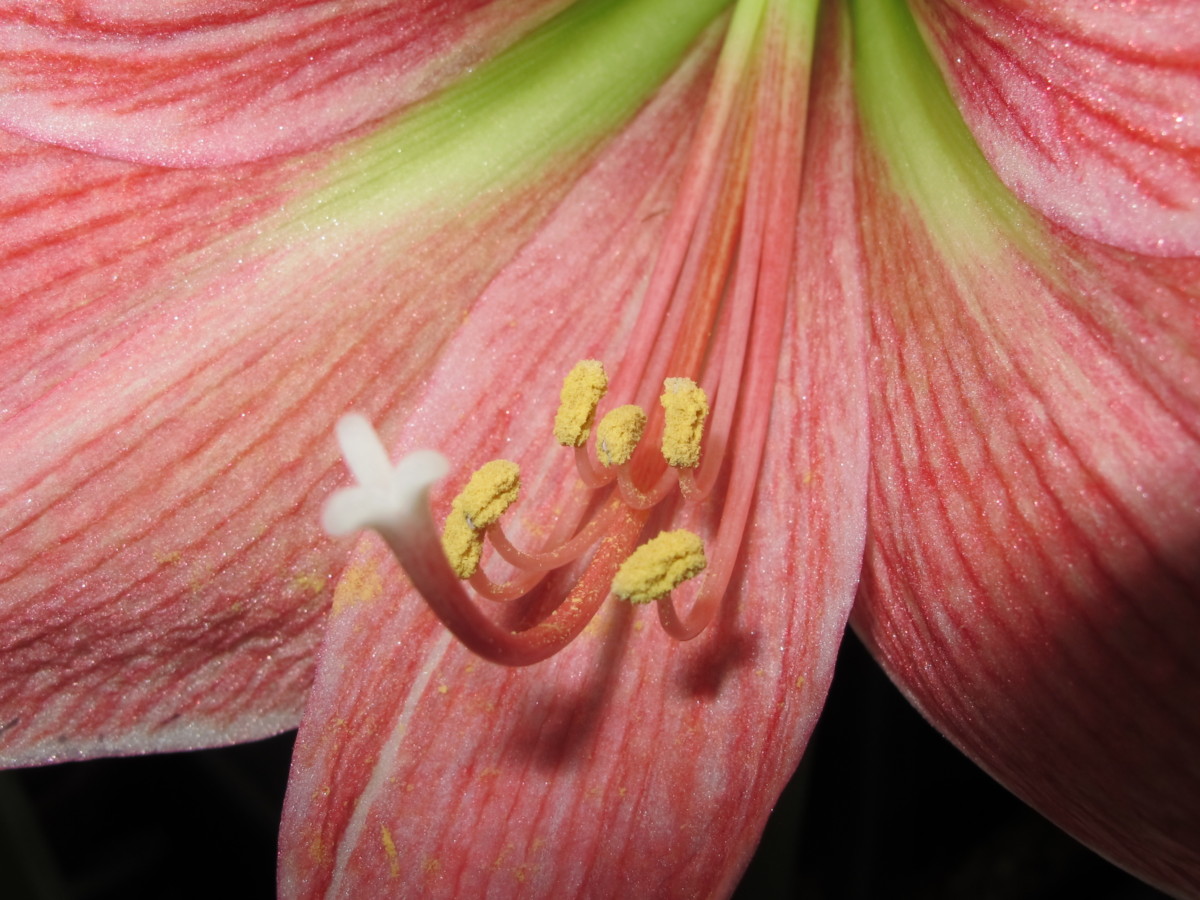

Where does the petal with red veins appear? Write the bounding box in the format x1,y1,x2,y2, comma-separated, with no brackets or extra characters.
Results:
279,3,868,896
0,0,570,165
0,0,727,767
911,0,1200,256
851,3,1200,894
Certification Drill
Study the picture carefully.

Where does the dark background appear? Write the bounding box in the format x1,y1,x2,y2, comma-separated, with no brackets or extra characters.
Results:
0,633,1166,899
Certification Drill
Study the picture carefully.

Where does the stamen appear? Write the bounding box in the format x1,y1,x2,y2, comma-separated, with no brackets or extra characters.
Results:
660,377,709,468
441,505,483,578
488,504,617,572
553,359,607,447
595,405,647,467
439,459,519,579
456,459,520,528
612,530,707,604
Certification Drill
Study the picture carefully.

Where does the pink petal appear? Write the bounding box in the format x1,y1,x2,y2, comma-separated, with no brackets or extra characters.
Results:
0,12,657,765
0,0,569,165
852,6,1200,893
913,0,1200,256
279,8,868,895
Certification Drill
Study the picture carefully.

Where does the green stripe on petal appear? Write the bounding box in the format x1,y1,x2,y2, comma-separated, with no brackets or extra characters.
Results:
300,0,733,232
850,0,1034,260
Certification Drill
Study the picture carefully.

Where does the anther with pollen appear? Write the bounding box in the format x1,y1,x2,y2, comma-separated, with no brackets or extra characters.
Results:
441,459,519,579
596,405,646,467
612,530,707,605
554,359,607,448
660,377,708,468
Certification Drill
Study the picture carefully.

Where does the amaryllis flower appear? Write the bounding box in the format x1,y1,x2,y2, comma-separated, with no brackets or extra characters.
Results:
1,0,1197,897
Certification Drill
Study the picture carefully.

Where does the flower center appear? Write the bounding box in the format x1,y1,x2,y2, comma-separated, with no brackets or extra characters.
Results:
438,360,712,602
322,0,811,665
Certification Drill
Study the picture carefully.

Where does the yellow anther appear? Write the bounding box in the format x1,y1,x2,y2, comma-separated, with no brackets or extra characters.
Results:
595,404,647,467
660,377,708,468
611,529,707,604
456,459,520,528
440,460,518,579
553,359,608,447
441,505,483,579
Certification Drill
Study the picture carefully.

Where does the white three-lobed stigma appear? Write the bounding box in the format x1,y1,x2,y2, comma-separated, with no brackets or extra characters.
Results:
321,413,448,536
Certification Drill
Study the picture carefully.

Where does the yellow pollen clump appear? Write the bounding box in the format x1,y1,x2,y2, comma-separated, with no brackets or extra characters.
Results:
553,359,608,447
660,377,708,468
457,459,520,528
441,505,482,578
595,404,647,467
440,459,519,579
611,529,707,604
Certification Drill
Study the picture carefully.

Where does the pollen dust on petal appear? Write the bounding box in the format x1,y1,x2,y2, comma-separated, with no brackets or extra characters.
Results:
331,562,383,614
289,572,327,595
380,825,400,879
492,844,514,870
308,836,326,865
